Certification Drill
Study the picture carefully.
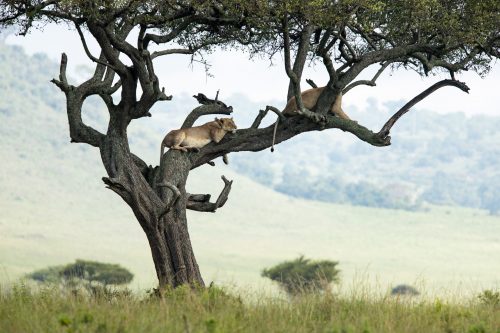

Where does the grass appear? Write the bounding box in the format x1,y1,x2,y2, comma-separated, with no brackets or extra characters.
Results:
1,284,499,333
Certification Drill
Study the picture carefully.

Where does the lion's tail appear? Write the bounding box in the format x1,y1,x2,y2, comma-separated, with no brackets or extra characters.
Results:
160,143,166,164
271,117,279,153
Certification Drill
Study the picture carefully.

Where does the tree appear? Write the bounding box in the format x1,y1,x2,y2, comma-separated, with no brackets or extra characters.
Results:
27,259,134,287
262,256,340,294
2,1,499,289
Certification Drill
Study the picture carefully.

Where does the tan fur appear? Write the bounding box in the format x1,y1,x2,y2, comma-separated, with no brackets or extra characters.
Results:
160,118,237,161
282,87,350,120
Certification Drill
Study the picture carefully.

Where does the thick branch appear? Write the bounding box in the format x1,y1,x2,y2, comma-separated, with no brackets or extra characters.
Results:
75,22,118,71
282,15,304,112
143,19,193,49
286,25,314,101
50,53,105,147
337,43,452,87
86,23,128,77
377,79,470,138
192,81,469,167
186,176,233,212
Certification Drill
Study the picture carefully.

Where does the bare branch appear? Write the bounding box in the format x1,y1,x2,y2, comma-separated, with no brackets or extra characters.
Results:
343,61,391,93
186,176,233,212
187,194,211,202
181,94,233,129
50,52,69,92
151,48,194,58
306,79,318,88
251,105,285,129
378,79,470,138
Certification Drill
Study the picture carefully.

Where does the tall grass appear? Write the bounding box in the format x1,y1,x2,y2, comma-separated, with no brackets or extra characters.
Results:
0,283,499,333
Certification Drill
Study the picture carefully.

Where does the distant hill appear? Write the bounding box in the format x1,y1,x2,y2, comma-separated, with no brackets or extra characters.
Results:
1,40,499,216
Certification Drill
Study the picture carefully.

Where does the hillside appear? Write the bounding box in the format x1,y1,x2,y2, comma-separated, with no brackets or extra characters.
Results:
1,41,499,294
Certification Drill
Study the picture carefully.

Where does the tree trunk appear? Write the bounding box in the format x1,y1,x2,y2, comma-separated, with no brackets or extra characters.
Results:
146,205,204,288
100,114,204,289
155,150,205,287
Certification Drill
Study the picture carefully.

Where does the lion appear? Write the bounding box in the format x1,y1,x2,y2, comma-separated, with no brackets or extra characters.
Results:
282,87,350,120
160,117,237,161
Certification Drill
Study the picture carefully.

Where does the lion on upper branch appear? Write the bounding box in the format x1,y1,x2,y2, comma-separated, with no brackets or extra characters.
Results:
282,87,351,120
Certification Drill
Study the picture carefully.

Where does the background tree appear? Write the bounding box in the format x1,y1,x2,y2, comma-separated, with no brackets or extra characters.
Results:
262,256,340,294
26,259,134,288
2,0,499,289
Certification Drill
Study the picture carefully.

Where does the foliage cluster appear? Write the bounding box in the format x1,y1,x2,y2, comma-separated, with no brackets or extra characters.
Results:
1,283,500,333
261,256,340,294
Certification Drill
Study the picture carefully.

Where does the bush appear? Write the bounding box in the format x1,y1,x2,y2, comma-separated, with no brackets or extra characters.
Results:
477,290,500,307
391,284,420,296
261,256,339,294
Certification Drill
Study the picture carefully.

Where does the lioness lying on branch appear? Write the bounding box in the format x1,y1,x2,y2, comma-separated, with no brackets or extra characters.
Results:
282,87,351,120
160,117,237,160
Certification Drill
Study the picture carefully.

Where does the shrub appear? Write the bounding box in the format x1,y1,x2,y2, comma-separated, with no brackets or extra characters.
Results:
26,259,133,291
261,255,339,294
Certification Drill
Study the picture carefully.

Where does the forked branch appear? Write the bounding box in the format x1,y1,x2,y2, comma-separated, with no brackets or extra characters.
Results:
343,61,391,93
186,176,233,212
282,14,305,112
50,53,105,147
251,106,285,129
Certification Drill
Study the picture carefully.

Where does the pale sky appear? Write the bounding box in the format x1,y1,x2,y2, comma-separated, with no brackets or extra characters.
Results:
5,24,500,116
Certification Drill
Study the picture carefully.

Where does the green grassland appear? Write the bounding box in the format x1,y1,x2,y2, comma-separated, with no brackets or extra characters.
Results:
1,284,499,333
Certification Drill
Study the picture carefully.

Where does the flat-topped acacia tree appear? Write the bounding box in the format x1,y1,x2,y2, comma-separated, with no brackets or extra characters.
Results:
2,1,499,288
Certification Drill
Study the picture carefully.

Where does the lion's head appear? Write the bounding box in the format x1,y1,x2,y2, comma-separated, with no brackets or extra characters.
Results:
216,117,237,133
